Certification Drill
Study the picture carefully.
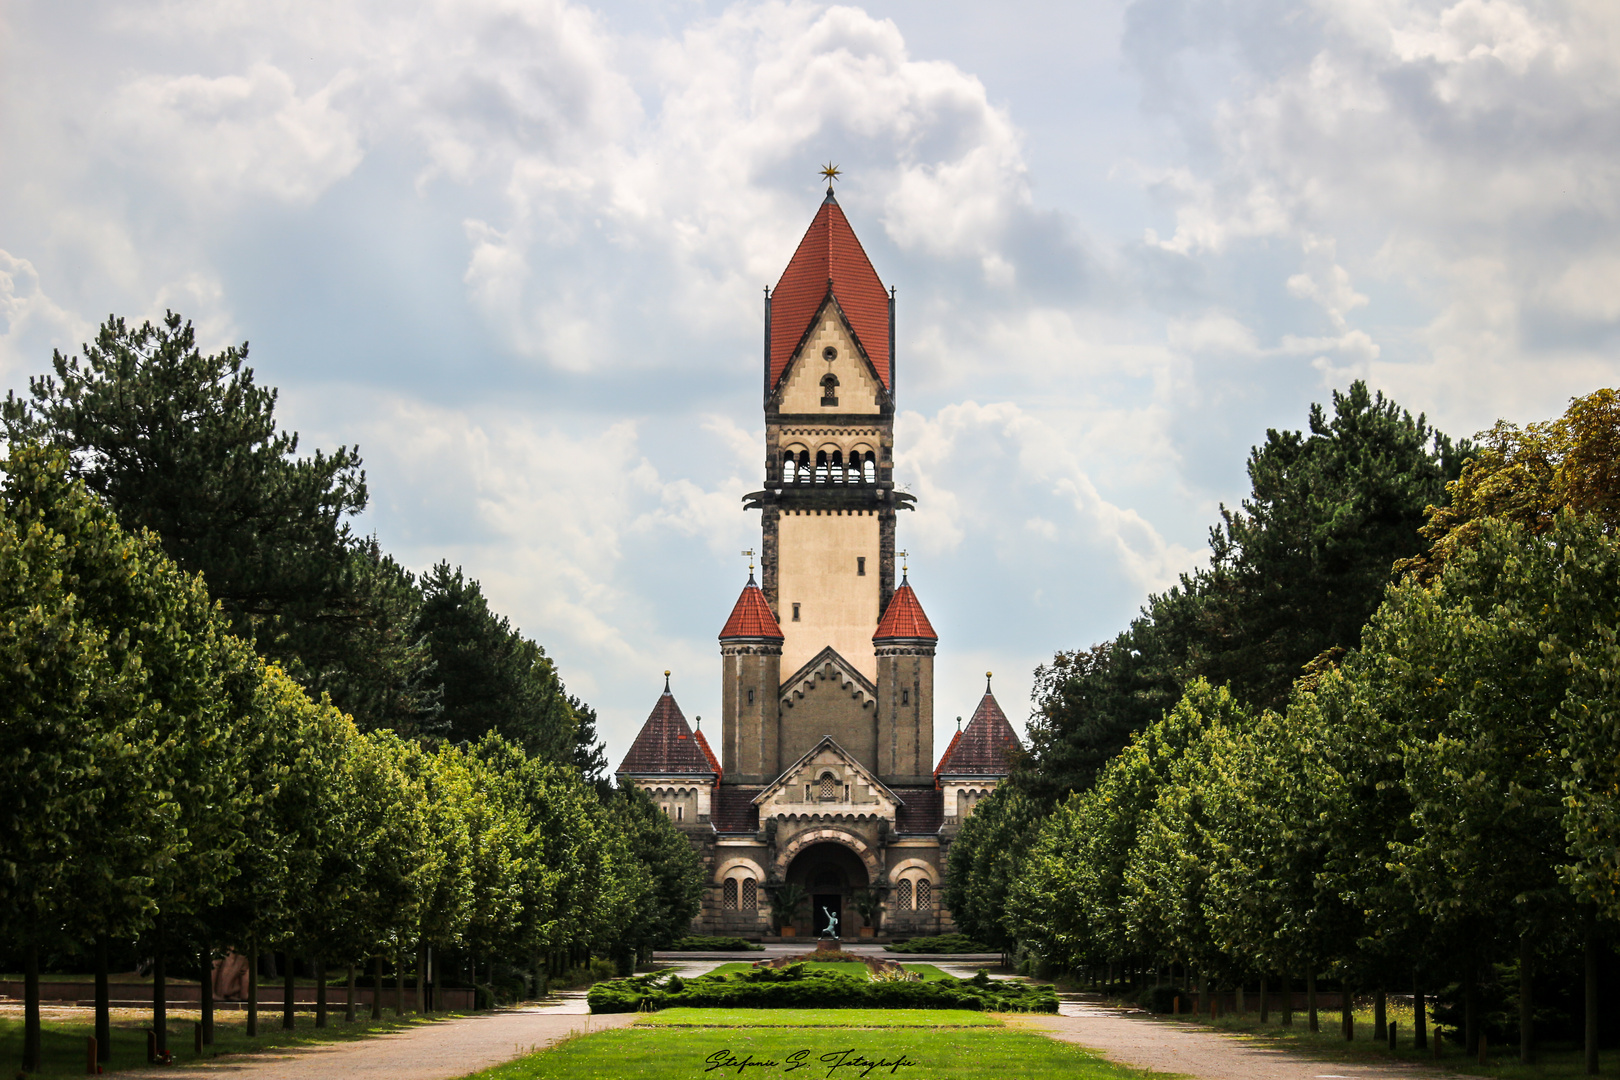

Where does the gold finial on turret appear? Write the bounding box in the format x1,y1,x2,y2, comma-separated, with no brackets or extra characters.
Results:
741,548,756,576
821,162,841,193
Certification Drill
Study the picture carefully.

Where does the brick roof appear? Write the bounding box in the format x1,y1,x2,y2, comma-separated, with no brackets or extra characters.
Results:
719,577,784,640
713,786,763,834
873,580,937,641
770,192,890,392
935,690,1021,776
694,725,722,781
615,683,717,777
892,787,943,834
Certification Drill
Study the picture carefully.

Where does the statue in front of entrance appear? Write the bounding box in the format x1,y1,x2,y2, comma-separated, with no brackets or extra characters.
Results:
820,906,839,940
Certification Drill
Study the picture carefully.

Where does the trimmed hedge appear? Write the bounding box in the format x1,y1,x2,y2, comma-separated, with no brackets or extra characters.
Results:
884,935,996,954
587,963,1056,1014
666,936,764,952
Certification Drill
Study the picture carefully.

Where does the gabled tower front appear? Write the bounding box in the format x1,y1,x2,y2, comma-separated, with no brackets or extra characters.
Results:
745,183,914,688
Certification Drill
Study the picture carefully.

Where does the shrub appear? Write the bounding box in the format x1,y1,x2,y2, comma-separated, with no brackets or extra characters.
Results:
587,962,1057,1014
884,935,996,954
667,936,764,951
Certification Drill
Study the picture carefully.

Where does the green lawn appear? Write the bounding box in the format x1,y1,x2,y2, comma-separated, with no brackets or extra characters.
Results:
462,1024,1156,1079
0,1006,443,1076
703,961,955,981
632,1008,1001,1027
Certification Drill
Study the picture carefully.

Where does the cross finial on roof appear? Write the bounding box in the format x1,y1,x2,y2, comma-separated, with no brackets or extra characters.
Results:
821,162,841,194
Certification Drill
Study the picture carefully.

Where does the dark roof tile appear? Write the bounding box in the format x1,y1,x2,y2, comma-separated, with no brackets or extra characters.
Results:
615,688,717,777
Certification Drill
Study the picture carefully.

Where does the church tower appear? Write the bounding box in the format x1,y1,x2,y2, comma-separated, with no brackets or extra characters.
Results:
618,173,1021,942
744,179,914,689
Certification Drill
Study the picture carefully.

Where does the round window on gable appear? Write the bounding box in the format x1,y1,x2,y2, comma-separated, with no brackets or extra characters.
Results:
822,346,837,361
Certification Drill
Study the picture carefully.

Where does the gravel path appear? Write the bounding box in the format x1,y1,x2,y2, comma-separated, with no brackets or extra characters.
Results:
104,997,633,1080
1016,997,1447,1080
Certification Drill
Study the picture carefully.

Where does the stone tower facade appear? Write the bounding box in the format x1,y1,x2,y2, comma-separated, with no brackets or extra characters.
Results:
617,184,1021,940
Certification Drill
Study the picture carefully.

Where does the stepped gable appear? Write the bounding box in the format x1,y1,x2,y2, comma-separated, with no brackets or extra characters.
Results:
935,684,1022,776
770,191,891,392
719,575,784,640
615,678,717,777
873,578,937,642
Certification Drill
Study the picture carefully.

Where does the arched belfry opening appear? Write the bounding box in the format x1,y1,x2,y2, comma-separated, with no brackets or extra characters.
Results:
785,841,869,937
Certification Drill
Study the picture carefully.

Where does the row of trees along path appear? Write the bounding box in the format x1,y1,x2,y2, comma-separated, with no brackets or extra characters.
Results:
950,386,1620,1074
0,314,705,1075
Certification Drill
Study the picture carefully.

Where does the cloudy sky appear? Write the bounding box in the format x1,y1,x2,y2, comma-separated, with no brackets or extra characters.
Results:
3,0,1617,764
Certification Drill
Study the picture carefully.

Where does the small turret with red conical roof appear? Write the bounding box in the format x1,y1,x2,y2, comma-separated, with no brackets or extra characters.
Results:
719,570,784,642
873,569,938,643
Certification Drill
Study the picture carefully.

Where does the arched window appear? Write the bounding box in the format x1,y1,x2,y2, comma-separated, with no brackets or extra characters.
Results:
815,450,829,484
798,451,811,482
782,450,797,484
895,879,912,909
915,879,931,910
742,878,758,910
819,772,837,801
723,879,739,910
863,452,876,483
820,373,839,407
830,450,844,484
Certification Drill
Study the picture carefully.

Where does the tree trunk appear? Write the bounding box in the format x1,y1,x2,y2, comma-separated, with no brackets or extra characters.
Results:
1374,987,1386,1041
153,917,169,1058
371,957,382,1021
1307,967,1318,1033
316,958,327,1029
200,944,214,1046
1519,932,1534,1064
95,934,112,1063
346,964,357,1024
247,943,259,1037
416,940,427,1014
1260,973,1270,1023
1282,970,1293,1028
282,955,295,1030
1414,970,1427,1050
395,951,406,1017
1464,964,1478,1058
1237,980,1246,1015
23,941,41,1074
1341,980,1353,1040
1585,921,1599,1076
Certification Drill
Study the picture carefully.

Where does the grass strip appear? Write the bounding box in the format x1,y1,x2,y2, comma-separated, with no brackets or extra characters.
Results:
463,1025,1156,1079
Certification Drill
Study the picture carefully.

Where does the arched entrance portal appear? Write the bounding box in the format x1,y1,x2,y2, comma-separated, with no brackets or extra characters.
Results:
785,841,869,938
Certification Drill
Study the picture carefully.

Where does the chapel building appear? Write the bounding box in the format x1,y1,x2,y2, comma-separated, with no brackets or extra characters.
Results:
615,181,1021,938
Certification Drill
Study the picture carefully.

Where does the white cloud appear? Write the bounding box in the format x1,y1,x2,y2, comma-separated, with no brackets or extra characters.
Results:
0,250,89,383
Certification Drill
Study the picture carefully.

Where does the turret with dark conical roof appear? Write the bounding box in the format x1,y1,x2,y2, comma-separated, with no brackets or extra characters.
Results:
616,673,718,827
936,673,1023,828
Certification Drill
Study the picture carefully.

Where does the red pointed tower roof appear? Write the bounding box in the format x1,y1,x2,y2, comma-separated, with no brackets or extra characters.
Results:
615,674,717,777
770,190,890,392
936,675,1023,777
719,575,784,641
873,577,938,642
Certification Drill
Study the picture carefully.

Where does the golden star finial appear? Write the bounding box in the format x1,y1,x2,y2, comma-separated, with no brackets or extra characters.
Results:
821,162,841,189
